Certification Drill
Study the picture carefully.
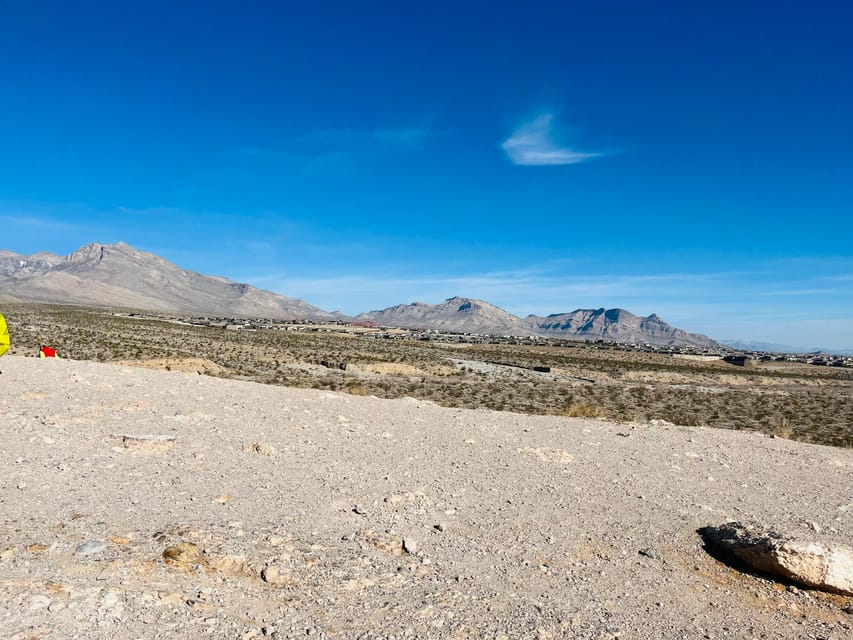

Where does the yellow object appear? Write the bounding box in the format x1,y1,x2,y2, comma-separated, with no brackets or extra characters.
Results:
0,314,9,358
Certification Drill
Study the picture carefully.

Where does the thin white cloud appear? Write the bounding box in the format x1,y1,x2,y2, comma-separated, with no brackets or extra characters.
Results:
115,206,185,217
501,114,599,166
295,125,431,150
374,127,430,147
824,273,853,282
233,125,432,175
0,214,76,230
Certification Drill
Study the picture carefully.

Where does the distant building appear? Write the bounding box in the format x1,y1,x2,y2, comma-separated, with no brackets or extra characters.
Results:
722,355,752,367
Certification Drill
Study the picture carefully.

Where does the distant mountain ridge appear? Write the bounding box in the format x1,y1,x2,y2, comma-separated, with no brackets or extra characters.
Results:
356,297,540,337
1,242,719,347
527,307,718,347
360,297,720,348
0,242,333,320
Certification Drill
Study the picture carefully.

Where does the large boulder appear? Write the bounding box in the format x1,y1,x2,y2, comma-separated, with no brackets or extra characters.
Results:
698,521,853,596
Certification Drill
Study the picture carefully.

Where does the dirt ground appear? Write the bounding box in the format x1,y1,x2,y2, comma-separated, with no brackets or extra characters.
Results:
112,357,227,376
1,355,852,639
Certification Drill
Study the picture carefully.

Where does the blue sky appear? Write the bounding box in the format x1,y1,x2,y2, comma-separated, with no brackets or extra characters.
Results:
1,1,852,351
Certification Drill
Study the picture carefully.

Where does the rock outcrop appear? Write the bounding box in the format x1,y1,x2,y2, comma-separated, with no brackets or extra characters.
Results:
699,521,853,595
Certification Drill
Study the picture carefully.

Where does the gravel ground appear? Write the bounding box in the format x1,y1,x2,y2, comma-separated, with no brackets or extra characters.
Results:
1,355,852,639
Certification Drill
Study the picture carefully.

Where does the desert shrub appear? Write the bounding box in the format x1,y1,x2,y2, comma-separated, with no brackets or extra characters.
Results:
345,384,371,396
561,403,599,418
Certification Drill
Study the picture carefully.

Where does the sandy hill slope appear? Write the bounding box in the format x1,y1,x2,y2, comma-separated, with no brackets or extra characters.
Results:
1,356,851,639
0,242,333,320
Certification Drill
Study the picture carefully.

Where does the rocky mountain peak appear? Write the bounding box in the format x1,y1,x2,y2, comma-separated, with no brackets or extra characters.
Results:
360,298,719,346
0,242,334,320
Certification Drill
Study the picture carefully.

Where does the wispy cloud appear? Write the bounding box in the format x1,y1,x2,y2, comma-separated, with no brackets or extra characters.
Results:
374,127,430,147
115,206,185,217
295,125,431,150
501,113,599,166
823,273,853,282
0,214,76,230
233,125,432,175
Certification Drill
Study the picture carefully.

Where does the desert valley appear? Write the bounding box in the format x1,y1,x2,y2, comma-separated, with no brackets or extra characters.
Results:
5,4,852,638
1,244,853,639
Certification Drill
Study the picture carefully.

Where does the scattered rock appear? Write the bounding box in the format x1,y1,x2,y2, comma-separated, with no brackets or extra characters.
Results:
260,564,293,586
29,594,51,611
699,521,853,595
353,504,367,515
76,540,109,557
639,547,658,559
402,537,418,555
208,553,249,575
163,542,203,569
101,591,120,608
244,442,277,456
155,592,185,606
359,529,405,556
48,600,65,613
113,433,175,452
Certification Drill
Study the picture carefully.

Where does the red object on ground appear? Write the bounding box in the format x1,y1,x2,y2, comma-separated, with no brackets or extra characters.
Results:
39,345,57,358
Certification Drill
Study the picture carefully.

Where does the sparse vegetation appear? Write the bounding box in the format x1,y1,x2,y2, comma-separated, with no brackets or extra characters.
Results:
4,303,852,447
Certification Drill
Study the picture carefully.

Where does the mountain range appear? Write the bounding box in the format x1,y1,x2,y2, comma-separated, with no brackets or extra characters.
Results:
0,242,720,347
0,242,333,320
358,297,719,347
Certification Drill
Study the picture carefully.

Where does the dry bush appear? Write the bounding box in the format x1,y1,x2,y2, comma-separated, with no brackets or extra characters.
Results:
560,403,600,418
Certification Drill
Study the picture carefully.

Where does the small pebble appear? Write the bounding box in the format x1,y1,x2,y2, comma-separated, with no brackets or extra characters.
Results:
402,538,418,554
102,591,120,608
29,594,51,611
76,540,109,557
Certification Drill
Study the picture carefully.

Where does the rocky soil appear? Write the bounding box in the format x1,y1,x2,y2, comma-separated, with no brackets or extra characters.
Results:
1,355,852,639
